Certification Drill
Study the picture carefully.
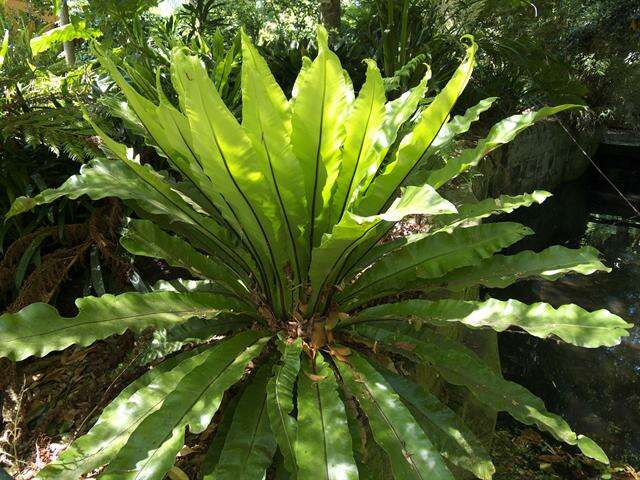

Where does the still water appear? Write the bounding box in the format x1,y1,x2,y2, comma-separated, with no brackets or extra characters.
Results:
490,167,640,464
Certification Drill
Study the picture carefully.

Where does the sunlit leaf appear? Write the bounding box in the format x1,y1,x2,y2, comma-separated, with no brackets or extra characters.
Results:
267,337,303,475
205,364,277,480
291,26,350,249
100,332,270,479
0,291,253,361
350,296,631,347
0,30,9,67
37,346,220,479
430,245,611,292
30,22,102,56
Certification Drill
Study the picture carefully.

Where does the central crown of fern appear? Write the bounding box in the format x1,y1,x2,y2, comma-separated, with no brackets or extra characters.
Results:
0,27,632,480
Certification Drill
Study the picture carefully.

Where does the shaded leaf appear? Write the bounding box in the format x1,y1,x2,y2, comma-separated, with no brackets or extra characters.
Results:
200,392,242,476
121,218,251,296
374,364,495,480
349,323,609,463
336,350,453,479
296,352,359,480
206,364,277,480
267,337,303,475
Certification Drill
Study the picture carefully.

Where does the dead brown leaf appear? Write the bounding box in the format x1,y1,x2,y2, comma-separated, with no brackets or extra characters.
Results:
305,372,327,382
394,342,416,351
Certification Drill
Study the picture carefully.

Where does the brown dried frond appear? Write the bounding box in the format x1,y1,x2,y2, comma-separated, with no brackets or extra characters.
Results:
0,224,90,299
0,227,58,298
8,243,91,312
89,200,130,284
2,199,131,312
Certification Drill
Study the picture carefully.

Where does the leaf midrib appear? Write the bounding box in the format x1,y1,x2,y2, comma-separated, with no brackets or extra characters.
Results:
308,55,329,256
246,45,302,288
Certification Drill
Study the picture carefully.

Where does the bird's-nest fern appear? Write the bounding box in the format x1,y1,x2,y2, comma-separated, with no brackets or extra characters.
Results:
0,27,632,480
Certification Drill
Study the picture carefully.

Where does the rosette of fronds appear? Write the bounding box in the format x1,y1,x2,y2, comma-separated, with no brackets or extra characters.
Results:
1,27,631,479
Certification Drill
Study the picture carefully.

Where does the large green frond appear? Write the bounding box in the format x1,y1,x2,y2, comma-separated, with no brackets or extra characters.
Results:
36,347,211,479
348,323,609,463
91,119,258,276
424,105,581,189
338,222,532,309
309,183,456,313
295,352,359,480
121,218,251,297
267,337,303,475
100,332,270,479
290,26,350,250
352,69,429,198
345,191,551,278
205,364,278,480
375,365,495,480
30,21,101,56
431,245,611,292
170,47,290,315
333,59,387,221
7,136,251,274
0,291,253,361
357,38,477,215
336,350,453,479
348,297,631,348
240,31,309,283
406,96,498,180
93,43,229,224
430,191,552,233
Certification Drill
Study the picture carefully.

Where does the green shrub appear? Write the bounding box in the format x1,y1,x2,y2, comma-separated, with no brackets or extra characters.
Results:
0,27,632,479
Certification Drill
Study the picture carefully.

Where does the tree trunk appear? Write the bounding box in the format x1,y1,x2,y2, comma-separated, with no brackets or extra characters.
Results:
319,0,341,31
58,0,75,66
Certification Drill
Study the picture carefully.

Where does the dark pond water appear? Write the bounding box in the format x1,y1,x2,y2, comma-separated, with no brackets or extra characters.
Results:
492,149,640,465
